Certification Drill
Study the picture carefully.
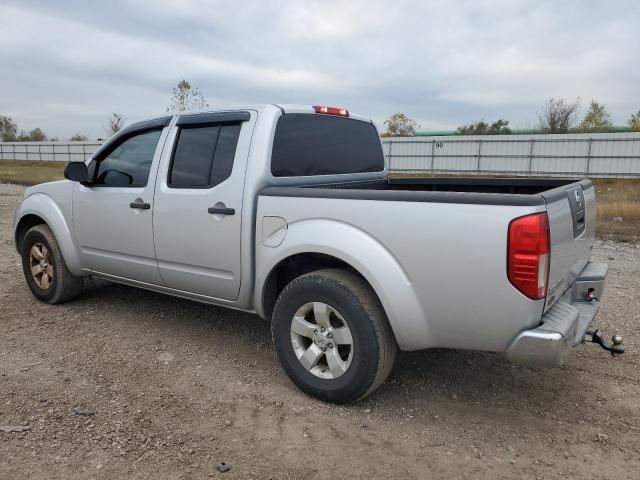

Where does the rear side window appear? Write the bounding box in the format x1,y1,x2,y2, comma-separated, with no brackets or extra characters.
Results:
169,123,242,188
271,114,384,177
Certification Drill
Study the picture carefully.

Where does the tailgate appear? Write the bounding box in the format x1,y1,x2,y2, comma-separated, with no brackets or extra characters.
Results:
542,179,596,311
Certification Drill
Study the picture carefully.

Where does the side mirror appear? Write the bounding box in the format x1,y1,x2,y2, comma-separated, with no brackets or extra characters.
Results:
64,162,89,183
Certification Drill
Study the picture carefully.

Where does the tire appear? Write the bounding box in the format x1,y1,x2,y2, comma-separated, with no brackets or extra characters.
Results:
21,224,83,304
271,268,397,404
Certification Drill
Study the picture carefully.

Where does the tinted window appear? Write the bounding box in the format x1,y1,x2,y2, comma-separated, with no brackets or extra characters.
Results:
170,126,219,187
94,129,162,187
169,124,241,188
211,124,241,185
271,114,384,177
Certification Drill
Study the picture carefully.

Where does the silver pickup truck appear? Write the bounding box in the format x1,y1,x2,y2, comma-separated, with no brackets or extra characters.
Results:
14,104,621,403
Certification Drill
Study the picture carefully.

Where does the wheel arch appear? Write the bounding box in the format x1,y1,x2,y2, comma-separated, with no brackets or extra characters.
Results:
256,219,433,351
261,252,370,320
15,194,83,276
15,213,47,254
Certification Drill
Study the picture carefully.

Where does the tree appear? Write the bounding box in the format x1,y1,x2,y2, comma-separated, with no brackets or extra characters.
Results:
0,115,18,141
166,79,209,112
35,129,47,141
457,119,511,135
628,110,640,132
17,128,47,141
537,98,580,133
104,112,126,136
382,113,419,137
31,128,47,141
70,133,88,141
579,100,613,132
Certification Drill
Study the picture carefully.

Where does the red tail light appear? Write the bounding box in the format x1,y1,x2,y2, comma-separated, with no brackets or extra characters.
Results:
313,105,349,117
507,212,550,300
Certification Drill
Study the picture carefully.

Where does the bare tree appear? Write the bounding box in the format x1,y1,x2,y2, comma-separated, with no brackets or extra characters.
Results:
105,112,126,136
70,133,89,141
382,113,419,137
166,79,209,112
537,98,580,133
18,128,47,141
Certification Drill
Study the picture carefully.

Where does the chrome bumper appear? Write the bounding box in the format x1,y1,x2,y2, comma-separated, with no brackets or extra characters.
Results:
505,262,608,367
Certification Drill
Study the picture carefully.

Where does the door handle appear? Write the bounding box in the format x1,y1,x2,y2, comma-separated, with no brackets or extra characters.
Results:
130,198,151,210
208,206,235,215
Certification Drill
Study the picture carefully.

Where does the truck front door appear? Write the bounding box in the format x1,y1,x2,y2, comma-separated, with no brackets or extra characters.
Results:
73,119,171,284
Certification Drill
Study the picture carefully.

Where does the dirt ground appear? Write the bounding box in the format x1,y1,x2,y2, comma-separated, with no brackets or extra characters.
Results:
1,183,639,480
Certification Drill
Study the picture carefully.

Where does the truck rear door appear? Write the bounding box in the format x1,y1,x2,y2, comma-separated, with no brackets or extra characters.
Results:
152,111,255,301
542,179,596,310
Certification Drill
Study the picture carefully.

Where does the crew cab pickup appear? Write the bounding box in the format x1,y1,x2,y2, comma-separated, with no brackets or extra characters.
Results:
14,104,616,403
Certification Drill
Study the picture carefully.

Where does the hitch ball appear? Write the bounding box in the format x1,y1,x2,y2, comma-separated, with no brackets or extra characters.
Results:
585,329,625,356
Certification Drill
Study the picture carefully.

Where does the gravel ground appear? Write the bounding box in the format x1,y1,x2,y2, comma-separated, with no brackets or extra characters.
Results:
1,183,639,480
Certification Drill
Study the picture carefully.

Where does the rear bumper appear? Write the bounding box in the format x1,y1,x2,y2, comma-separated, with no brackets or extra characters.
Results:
505,262,607,367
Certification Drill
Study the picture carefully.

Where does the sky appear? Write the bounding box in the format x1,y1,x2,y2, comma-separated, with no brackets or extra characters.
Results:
1,0,639,139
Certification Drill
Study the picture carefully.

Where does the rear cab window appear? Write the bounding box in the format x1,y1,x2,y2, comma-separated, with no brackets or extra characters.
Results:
271,114,384,177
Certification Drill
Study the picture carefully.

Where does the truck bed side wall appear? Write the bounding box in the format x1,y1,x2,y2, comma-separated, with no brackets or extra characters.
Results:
256,194,546,352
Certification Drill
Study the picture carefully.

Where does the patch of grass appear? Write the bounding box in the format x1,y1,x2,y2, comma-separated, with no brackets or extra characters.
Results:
593,178,640,242
0,160,65,186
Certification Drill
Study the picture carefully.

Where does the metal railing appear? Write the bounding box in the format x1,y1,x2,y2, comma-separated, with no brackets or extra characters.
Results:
0,142,101,162
383,133,640,178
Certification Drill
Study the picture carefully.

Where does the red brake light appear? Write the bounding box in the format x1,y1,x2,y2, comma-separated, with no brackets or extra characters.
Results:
313,105,349,117
507,212,550,300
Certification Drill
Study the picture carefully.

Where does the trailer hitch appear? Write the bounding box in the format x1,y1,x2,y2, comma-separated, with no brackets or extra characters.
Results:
584,329,625,356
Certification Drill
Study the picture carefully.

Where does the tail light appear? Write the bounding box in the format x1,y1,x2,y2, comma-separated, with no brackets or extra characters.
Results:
313,105,349,117
507,212,550,300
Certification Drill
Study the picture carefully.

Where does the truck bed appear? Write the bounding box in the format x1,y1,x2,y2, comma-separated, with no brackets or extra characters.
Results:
381,177,583,194
262,177,592,207
259,175,596,351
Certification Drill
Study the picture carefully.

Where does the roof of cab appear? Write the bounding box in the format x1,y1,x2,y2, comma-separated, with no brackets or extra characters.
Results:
126,104,374,132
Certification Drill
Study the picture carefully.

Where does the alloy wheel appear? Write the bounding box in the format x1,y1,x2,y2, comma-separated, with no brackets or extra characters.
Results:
290,302,354,379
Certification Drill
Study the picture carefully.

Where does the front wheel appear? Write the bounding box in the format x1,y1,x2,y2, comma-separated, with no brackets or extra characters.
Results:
271,269,397,403
21,224,83,304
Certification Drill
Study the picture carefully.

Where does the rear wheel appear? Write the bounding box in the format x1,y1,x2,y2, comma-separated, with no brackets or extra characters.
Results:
271,269,397,403
21,224,83,304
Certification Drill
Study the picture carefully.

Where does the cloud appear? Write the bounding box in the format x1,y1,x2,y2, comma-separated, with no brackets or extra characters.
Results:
0,0,638,138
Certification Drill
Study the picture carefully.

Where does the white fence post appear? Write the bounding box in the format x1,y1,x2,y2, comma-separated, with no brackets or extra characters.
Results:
586,137,593,177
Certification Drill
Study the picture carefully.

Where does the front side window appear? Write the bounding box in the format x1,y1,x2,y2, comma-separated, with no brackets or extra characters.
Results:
93,129,162,187
168,123,241,188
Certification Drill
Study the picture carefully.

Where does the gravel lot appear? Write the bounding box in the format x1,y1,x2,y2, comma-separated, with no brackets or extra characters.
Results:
1,183,639,479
